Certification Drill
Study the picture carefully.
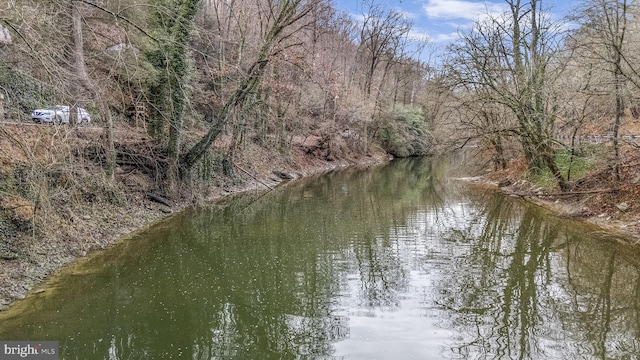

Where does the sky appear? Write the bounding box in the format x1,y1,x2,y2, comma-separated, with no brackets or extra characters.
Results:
332,0,578,47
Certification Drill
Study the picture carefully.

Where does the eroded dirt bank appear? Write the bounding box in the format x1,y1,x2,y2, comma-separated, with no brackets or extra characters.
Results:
0,123,389,311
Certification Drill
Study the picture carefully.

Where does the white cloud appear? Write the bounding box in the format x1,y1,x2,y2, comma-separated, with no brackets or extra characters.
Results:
396,8,419,20
423,0,507,21
408,29,431,42
431,31,461,43
418,0,511,44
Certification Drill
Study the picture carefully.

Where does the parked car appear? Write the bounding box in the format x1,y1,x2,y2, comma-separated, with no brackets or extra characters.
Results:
31,105,91,124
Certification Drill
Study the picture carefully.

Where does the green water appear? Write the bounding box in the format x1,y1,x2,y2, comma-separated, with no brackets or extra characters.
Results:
1,158,640,359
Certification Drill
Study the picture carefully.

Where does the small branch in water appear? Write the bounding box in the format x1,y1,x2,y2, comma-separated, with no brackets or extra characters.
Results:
515,188,616,197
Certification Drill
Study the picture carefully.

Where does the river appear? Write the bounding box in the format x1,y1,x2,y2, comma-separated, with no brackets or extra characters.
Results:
1,157,639,359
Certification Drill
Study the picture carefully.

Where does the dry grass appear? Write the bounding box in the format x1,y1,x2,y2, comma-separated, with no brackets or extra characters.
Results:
0,123,169,308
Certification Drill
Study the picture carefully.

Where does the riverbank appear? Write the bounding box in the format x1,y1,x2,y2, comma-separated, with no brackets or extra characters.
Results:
0,123,389,312
465,152,640,245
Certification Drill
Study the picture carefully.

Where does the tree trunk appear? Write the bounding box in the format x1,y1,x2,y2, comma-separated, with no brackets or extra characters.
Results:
180,0,317,174
72,0,115,177
144,0,200,190
542,151,569,191
613,65,623,182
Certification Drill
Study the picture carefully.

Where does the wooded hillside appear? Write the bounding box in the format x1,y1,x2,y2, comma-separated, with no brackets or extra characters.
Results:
1,0,639,192
0,0,434,184
1,0,640,207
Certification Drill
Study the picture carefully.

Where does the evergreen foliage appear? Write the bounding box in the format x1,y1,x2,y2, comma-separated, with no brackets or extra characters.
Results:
375,104,431,158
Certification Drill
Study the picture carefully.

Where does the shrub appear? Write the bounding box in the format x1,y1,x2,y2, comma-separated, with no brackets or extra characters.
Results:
527,146,605,188
374,104,432,157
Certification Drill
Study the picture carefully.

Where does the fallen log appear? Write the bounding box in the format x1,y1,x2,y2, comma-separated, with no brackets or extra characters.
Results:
146,193,171,207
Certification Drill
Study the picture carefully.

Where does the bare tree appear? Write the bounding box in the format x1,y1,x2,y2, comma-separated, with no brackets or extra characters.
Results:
180,0,322,173
353,0,414,153
72,0,116,177
448,0,570,190
357,0,412,98
571,0,639,181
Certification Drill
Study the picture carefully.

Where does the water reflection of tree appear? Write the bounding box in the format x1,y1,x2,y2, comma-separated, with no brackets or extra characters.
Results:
435,196,552,358
345,158,462,311
562,237,640,358
433,192,640,359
